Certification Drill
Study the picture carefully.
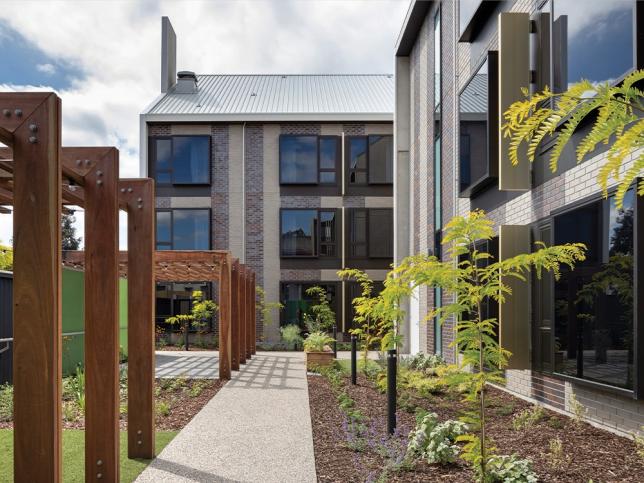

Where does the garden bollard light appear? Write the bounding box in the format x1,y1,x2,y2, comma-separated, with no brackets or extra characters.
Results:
333,325,337,358
184,320,190,351
350,334,357,385
387,348,397,435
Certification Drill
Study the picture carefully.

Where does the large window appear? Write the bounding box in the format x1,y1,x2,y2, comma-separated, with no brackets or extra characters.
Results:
156,209,210,250
280,209,337,257
434,6,441,108
553,190,635,390
348,208,393,259
458,52,498,197
280,135,338,185
347,135,394,185
151,136,210,185
280,282,338,328
539,1,635,93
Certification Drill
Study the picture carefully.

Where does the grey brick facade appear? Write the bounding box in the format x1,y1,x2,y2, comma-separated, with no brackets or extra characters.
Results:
397,0,644,436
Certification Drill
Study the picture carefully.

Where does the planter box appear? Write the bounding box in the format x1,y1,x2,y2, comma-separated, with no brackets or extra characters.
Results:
306,351,335,370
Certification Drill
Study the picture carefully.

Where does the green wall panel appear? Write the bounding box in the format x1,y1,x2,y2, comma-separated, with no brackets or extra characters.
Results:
61,268,128,376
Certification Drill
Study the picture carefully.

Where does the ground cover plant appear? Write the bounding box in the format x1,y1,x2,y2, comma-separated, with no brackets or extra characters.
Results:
0,368,224,431
308,360,644,482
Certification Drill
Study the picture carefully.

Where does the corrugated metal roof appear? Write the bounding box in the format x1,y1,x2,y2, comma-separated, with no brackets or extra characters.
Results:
459,74,487,114
143,74,394,119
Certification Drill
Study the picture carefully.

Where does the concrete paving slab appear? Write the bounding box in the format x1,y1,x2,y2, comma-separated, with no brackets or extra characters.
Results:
137,351,317,483
155,350,219,379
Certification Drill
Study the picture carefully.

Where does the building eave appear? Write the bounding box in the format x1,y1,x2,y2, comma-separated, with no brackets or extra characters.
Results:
140,112,393,123
395,0,433,57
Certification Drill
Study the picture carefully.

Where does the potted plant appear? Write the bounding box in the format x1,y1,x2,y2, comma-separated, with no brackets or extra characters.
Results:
303,331,335,369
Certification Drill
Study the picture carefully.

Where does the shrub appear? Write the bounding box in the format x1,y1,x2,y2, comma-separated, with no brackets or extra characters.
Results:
188,380,210,398
486,454,538,483
569,392,586,424
405,353,444,373
280,324,303,350
0,383,13,422
543,437,570,471
156,401,170,417
303,331,334,353
635,427,644,462
406,412,468,465
511,406,545,431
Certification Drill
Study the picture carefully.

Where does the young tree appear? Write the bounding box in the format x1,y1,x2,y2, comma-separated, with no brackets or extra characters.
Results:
502,69,644,208
384,211,585,481
165,290,218,348
0,245,12,271
337,269,383,367
302,286,336,333
62,211,82,250
256,285,284,330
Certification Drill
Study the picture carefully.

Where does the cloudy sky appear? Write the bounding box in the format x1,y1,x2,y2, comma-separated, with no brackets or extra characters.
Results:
0,0,409,247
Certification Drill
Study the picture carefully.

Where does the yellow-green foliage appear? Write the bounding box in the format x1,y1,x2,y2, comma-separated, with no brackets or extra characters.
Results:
380,210,585,482
512,406,545,431
257,285,283,328
0,245,12,271
502,70,644,208
165,290,218,331
337,268,386,357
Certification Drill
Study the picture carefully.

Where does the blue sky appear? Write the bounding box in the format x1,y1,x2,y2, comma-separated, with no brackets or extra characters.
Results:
0,0,409,247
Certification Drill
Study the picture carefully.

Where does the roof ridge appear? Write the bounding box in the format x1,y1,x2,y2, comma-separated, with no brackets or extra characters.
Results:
194,73,394,77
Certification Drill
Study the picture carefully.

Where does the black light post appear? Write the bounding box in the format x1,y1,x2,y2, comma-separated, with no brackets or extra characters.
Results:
350,334,357,385
387,348,397,435
184,319,190,351
332,325,337,358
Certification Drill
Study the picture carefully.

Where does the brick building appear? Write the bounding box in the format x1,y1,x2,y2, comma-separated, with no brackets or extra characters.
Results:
394,0,644,436
140,18,394,344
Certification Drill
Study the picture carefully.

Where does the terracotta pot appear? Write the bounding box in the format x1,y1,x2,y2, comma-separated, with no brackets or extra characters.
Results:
305,351,335,370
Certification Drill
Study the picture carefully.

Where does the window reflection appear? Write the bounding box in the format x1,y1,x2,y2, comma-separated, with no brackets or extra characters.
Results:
172,210,210,250
551,0,634,91
280,136,318,184
281,210,318,257
554,190,634,389
172,137,210,184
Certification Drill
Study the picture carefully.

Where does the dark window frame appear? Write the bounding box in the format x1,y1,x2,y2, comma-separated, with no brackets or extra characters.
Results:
279,134,340,186
155,208,212,251
347,208,394,260
279,208,339,259
346,135,394,187
534,184,643,399
457,50,499,198
150,135,212,186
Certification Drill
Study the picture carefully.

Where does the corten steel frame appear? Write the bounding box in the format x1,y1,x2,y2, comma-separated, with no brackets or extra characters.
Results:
0,92,257,482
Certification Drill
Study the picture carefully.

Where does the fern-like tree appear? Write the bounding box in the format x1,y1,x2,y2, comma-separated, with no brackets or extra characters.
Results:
256,286,284,334
165,290,218,348
337,269,383,368
384,211,585,481
0,245,12,271
502,70,644,208
303,286,336,333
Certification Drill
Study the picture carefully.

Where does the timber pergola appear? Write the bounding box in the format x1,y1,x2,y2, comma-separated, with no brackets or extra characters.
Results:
61,250,257,379
0,92,256,483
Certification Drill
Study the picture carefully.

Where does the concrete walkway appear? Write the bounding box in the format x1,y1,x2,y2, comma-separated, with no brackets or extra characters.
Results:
137,351,317,483
155,350,219,379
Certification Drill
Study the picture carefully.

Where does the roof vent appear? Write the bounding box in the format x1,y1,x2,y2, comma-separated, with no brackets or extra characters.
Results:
175,71,198,94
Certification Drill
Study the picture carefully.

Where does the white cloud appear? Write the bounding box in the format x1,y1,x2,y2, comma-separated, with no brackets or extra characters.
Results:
0,0,408,249
36,62,56,75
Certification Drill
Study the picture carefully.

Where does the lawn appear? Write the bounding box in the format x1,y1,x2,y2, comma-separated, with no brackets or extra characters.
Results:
0,429,177,482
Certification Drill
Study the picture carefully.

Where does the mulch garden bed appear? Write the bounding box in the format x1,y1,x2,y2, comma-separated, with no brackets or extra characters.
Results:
0,377,225,432
308,371,644,482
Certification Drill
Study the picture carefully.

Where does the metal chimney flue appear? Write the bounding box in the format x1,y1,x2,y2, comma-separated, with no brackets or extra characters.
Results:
175,71,198,94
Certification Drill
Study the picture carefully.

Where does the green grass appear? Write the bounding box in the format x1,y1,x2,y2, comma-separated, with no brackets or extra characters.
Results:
0,429,177,482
